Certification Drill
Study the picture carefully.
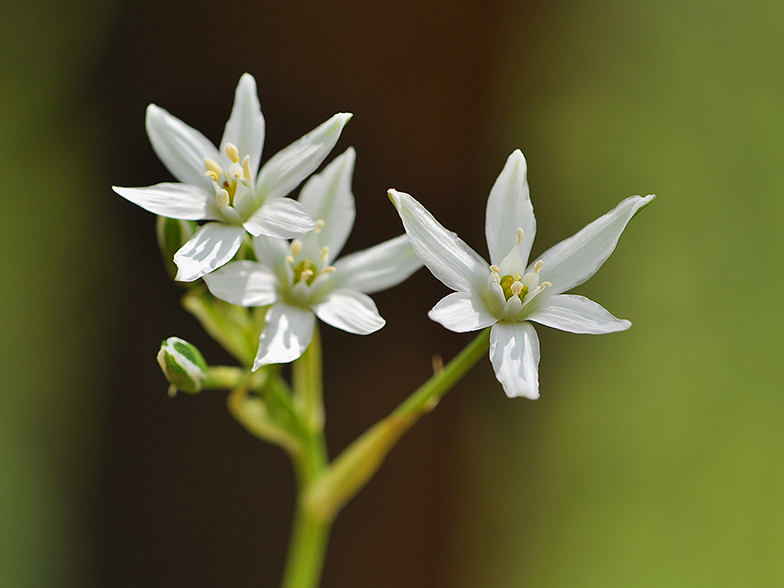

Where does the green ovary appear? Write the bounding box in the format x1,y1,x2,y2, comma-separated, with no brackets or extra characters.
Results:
292,259,318,286
499,273,528,301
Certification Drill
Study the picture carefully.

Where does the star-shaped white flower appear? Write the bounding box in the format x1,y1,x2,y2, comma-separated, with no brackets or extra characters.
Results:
389,150,654,399
203,148,423,369
113,73,352,282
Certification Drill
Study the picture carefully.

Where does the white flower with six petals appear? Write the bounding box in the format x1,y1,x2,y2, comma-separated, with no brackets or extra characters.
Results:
113,73,351,282
203,148,423,370
389,150,654,399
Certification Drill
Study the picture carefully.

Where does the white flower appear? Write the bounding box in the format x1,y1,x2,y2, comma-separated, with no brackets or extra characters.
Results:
113,73,352,282
389,150,654,399
203,148,423,369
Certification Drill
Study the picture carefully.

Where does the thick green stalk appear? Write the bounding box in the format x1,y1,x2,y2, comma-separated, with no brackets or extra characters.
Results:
281,326,331,588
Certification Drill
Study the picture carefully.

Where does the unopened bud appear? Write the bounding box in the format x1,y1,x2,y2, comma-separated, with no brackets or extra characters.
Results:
157,337,208,396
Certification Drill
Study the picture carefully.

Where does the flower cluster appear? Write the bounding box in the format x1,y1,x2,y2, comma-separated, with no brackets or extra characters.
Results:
117,74,652,399
115,74,421,365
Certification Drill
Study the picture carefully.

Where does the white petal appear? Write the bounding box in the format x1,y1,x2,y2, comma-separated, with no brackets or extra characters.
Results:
388,189,489,295
485,150,536,265
220,73,265,174
537,194,655,294
254,303,316,368
312,290,385,335
112,183,215,220
145,104,219,191
330,235,422,294
173,223,245,282
251,234,291,281
203,261,279,307
526,294,631,334
489,322,540,400
256,113,352,201
243,197,318,238
297,147,356,260
428,292,497,333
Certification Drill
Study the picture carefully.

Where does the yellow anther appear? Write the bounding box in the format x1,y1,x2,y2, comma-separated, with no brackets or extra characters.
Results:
224,143,240,163
320,246,330,263
215,189,230,208
315,219,325,233
516,228,525,245
205,170,219,182
541,281,552,288
490,264,500,273
323,266,336,274
204,157,223,177
242,155,252,181
301,269,314,279
533,260,543,273
290,240,303,257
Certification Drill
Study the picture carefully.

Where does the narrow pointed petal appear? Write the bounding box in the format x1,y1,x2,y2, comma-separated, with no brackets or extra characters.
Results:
254,303,316,368
331,235,422,294
526,294,631,334
485,150,536,264
256,113,352,201
173,223,245,282
298,147,356,260
428,292,497,333
203,261,279,307
251,234,291,280
537,194,655,294
145,104,219,191
112,183,216,220
312,289,385,335
489,322,540,400
389,189,489,295
221,73,265,174
243,197,318,238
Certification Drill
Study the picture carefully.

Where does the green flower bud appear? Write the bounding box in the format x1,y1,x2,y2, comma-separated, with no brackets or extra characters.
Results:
156,337,208,396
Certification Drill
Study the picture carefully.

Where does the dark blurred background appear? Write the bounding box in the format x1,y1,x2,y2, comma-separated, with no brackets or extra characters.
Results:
3,1,784,587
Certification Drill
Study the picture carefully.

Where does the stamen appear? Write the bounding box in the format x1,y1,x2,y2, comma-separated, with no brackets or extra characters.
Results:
320,246,330,264
290,240,303,257
533,259,543,273
489,264,500,273
541,281,551,288
215,189,230,208
242,155,252,182
510,281,524,296
315,219,325,234
205,170,219,182
224,143,240,163
322,266,336,274
204,157,223,175
516,228,525,245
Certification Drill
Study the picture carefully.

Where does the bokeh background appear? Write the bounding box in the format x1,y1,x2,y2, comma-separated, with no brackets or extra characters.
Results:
3,0,783,586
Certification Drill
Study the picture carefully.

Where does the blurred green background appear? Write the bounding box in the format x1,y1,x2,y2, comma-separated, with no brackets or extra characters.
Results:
2,1,783,587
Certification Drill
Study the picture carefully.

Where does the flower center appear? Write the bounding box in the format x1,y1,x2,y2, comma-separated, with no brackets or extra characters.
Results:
204,143,253,223
488,228,552,321
285,237,336,292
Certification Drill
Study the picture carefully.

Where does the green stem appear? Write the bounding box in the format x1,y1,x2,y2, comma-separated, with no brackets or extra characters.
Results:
281,325,331,588
280,499,332,588
394,328,490,418
304,328,491,521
